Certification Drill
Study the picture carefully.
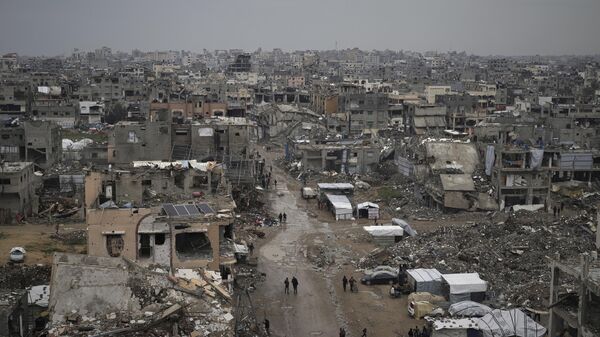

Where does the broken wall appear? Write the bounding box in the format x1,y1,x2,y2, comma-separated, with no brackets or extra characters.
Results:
48,253,137,323
87,209,153,261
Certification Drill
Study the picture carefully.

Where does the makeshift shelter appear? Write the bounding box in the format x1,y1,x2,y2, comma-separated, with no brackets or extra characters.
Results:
325,194,353,220
317,183,354,195
406,268,443,295
392,218,418,236
431,318,481,337
476,309,546,337
441,273,488,304
363,226,403,246
449,301,492,317
356,202,380,219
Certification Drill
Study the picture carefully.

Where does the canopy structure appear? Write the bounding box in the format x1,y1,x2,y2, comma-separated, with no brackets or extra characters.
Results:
392,218,418,236
449,301,492,317
406,268,443,295
357,202,380,219
325,194,353,220
476,309,546,337
363,226,403,237
442,273,487,294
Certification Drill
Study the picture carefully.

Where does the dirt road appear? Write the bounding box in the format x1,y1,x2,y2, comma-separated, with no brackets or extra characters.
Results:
252,149,426,337
253,173,341,337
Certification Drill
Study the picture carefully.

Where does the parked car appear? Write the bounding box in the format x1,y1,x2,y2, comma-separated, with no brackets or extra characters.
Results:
9,247,26,263
364,265,398,276
361,270,398,285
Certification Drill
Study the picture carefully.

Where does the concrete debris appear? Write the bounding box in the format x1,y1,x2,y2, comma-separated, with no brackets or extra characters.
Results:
379,212,596,309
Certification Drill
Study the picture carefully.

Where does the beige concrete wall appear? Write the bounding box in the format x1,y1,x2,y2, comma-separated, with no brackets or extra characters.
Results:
87,209,152,260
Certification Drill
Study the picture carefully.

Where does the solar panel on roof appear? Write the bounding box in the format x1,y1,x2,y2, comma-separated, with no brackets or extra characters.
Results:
162,204,177,216
197,203,215,214
185,204,200,215
174,205,189,216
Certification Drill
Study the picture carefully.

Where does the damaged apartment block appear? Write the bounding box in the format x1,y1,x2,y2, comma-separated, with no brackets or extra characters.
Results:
86,201,236,272
0,120,62,169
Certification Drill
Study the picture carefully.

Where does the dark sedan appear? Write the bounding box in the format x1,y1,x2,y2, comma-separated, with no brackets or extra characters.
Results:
360,270,398,285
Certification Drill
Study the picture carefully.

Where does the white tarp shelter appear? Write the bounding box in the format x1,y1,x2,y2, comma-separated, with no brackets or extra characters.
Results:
442,273,487,303
392,218,418,236
432,318,480,337
325,194,353,220
476,309,546,337
356,202,380,219
406,268,443,295
363,226,403,237
449,301,492,317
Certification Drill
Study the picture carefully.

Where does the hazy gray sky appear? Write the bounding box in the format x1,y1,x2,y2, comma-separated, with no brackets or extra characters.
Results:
1,0,599,56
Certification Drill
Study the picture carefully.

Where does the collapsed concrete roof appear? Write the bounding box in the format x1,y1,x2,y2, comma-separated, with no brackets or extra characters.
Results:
425,142,479,174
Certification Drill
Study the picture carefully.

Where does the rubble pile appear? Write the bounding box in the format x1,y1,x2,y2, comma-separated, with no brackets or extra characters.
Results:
0,264,51,288
49,265,234,337
386,212,596,308
50,230,87,245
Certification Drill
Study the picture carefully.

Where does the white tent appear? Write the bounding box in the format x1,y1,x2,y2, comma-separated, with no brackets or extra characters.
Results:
363,226,403,237
406,268,443,295
449,301,492,317
356,202,380,219
442,273,488,303
477,309,546,337
432,318,480,337
325,194,353,220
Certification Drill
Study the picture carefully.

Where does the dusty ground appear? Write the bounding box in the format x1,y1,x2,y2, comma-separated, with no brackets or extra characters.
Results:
0,222,87,265
251,147,457,337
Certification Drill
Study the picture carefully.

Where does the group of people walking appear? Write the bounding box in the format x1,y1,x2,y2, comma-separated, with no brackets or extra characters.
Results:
284,276,299,294
278,212,287,223
341,275,358,292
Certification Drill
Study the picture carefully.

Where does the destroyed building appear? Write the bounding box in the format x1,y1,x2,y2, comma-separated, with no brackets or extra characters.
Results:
0,162,40,223
0,289,31,337
86,201,235,271
0,120,62,169
48,253,234,335
288,137,384,175
549,253,600,337
84,160,223,208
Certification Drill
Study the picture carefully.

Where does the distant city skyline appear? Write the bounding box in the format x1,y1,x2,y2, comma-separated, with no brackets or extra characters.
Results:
1,0,600,57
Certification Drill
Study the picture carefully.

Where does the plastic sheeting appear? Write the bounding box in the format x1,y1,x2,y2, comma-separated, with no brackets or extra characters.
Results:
442,273,487,294
477,309,546,337
485,145,495,176
392,218,418,236
407,268,443,295
363,226,404,237
449,301,492,317
529,149,544,170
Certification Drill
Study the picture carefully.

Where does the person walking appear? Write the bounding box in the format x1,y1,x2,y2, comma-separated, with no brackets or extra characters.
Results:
284,277,290,294
283,212,287,222
248,242,254,255
361,328,367,337
342,275,348,292
291,276,299,294
339,327,346,337
553,206,557,217
409,328,414,337
278,213,283,223
264,318,270,335
349,276,357,292
274,179,278,188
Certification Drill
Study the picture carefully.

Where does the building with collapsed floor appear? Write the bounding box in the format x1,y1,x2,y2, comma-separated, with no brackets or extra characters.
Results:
86,200,236,271
0,120,62,169
548,253,600,337
0,162,40,223
84,160,223,209
288,137,384,175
